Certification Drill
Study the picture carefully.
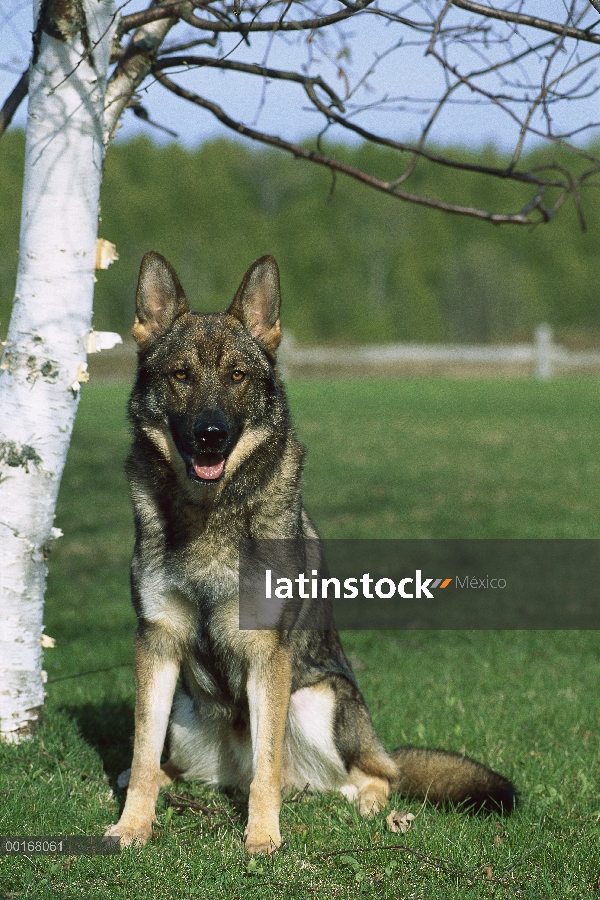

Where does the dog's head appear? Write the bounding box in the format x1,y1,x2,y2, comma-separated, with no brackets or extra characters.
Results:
130,252,287,486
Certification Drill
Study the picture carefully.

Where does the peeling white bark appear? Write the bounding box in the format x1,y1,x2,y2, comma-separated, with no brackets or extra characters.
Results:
0,1,116,742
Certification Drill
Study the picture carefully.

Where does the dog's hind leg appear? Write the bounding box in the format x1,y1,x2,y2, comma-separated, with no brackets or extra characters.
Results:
158,761,182,786
329,676,397,815
340,767,392,816
283,678,396,815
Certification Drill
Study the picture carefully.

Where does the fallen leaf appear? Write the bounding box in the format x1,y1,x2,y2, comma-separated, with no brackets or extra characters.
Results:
386,809,415,834
483,864,493,881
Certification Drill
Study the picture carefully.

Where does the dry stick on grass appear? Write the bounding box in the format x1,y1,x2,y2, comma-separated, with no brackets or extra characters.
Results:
2,755,44,767
285,782,311,804
164,792,242,835
322,843,474,881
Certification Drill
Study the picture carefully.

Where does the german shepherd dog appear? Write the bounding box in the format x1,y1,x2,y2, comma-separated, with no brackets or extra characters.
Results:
107,252,516,854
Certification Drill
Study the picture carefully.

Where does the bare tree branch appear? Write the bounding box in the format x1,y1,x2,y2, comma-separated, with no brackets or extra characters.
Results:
433,60,600,162
154,67,564,225
153,54,346,109
154,53,589,192
117,2,193,37
104,11,180,144
0,71,29,139
451,0,600,45
131,100,179,137
118,0,376,37
4,1,600,227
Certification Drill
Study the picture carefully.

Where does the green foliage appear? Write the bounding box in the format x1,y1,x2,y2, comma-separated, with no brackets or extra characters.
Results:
2,130,600,344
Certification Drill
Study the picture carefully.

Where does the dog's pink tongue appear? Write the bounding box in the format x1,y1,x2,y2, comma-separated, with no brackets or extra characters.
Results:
193,456,225,480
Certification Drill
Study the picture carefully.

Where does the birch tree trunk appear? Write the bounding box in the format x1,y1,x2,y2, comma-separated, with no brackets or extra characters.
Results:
0,0,116,742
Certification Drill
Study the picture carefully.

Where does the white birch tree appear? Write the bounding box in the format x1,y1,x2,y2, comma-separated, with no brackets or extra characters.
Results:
0,0,117,741
1,0,600,742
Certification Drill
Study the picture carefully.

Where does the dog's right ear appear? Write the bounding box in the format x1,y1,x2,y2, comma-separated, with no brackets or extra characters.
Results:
133,252,189,348
228,256,282,356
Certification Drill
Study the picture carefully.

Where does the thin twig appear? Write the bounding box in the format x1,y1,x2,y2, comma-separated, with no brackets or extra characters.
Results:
320,843,542,897
153,55,344,109
47,663,132,684
285,782,311,803
165,792,242,834
322,842,475,881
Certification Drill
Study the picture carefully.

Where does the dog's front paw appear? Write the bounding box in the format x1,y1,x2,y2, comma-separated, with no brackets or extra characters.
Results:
244,824,281,855
105,818,153,847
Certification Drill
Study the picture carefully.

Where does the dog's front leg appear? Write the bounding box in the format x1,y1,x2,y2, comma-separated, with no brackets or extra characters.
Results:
107,627,179,845
245,642,292,855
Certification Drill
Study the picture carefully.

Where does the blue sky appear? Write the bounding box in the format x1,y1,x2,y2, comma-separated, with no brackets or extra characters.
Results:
2,1,599,153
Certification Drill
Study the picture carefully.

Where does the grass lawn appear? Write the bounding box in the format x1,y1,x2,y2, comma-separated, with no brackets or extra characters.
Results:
2,378,600,898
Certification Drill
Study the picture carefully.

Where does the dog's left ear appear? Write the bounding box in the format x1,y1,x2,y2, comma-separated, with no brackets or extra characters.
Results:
228,256,282,356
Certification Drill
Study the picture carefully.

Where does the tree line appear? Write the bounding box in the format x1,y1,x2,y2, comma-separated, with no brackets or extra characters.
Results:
2,129,599,347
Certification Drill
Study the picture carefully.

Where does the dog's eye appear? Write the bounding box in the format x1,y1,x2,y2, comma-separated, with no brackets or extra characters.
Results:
231,370,246,383
172,370,188,382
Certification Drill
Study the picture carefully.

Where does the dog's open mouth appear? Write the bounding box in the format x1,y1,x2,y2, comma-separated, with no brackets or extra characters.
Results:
192,453,225,481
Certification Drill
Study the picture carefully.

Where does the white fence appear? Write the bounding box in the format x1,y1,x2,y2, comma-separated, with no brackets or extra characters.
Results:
278,325,600,380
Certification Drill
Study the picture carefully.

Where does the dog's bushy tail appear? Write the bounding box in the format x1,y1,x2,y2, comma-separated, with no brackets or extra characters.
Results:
389,746,517,813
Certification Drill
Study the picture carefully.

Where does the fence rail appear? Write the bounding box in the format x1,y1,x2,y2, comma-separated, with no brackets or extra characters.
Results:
278,326,600,379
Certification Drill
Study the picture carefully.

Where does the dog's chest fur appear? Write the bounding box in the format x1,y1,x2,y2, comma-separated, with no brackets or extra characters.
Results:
130,455,303,709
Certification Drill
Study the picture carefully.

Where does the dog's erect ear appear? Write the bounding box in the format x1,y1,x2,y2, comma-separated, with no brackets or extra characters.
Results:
133,252,189,348
228,256,282,355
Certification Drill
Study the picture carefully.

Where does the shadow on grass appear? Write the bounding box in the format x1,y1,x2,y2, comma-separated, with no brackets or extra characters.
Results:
65,701,248,828
65,701,134,784
61,697,517,837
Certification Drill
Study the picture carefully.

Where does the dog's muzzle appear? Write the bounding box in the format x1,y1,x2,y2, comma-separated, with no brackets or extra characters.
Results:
190,415,229,481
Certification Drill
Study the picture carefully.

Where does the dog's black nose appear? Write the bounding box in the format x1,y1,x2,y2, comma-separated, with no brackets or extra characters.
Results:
194,415,229,451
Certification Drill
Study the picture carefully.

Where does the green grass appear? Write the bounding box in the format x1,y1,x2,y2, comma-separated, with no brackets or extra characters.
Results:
2,378,600,898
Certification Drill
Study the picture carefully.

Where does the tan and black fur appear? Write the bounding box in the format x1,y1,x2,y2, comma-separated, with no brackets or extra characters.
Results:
107,252,516,854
